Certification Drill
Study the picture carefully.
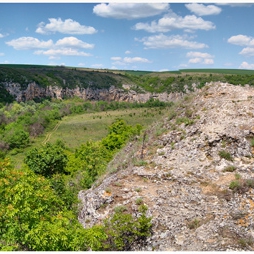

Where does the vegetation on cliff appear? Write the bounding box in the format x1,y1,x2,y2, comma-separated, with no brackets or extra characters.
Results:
2,64,254,104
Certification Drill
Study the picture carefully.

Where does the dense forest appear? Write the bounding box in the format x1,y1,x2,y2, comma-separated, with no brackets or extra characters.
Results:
1,64,254,250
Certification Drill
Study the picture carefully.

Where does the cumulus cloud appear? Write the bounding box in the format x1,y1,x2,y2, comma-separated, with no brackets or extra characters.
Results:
239,61,254,69
123,57,151,63
36,18,97,35
111,56,152,66
186,51,214,65
34,48,92,57
6,37,53,50
133,11,215,33
185,3,222,16
93,3,169,19
239,47,254,56
137,34,208,49
125,50,131,54
227,34,254,46
91,63,104,68
228,35,254,57
6,36,93,59
55,37,94,49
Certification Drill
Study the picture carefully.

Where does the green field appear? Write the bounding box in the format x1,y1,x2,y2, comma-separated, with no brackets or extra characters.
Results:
44,107,166,149
9,106,169,167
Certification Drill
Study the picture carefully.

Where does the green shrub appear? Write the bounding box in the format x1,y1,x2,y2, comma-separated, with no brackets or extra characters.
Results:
135,197,143,205
187,218,200,229
223,165,236,172
101,204,152,251
175,117,194,126
4,128,30,149
229,180,240,191
219,150,233,161
24,142,68,177
114,205,127,213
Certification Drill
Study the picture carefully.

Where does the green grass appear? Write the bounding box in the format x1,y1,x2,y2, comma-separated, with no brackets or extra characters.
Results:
49,107,167,149
8,106,169,167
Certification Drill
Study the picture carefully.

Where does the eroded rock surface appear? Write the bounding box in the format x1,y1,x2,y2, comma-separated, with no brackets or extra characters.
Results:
78,82,254,251
4,82,183,103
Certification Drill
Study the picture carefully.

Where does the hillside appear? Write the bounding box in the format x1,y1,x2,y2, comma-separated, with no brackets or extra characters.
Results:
78,81,254,251
2,64,254,103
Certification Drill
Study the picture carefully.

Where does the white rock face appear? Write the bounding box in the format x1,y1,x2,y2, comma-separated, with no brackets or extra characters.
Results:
78,82,254,251
4,82,182,103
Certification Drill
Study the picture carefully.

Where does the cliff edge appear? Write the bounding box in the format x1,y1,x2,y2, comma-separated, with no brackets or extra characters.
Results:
78,82,254,251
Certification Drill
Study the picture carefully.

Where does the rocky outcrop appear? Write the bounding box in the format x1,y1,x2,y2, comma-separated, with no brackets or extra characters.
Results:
78,82,254,251
4,82,183,103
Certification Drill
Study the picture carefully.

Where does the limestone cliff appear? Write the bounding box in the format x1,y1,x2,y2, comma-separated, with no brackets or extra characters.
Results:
78,82,254,251
4,82,183,103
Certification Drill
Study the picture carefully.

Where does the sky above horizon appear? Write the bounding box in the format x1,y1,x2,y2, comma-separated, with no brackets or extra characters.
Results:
1,3,254,71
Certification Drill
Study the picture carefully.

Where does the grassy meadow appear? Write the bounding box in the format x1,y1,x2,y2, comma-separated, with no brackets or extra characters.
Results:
45,107,167,149
9,106,169,167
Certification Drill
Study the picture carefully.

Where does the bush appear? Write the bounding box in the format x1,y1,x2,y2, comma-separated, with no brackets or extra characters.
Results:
223,165,236,172
102,204,152,251
4,128,30,149
219,150,233,161
24,142,68,177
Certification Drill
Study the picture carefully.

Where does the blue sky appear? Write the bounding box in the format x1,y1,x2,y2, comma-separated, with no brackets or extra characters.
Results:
1,2,254,71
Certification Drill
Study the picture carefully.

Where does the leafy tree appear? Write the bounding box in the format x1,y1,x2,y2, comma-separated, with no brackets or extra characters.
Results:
0,159,87,251
24,142,68,177
102,119,142,152
75,141,111,188
4,127,30,149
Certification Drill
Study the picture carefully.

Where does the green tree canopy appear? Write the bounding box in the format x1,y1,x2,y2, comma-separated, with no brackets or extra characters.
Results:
24,142,68,177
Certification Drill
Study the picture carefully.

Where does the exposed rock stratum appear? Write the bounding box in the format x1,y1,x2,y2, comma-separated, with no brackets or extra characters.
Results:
78,82,254,251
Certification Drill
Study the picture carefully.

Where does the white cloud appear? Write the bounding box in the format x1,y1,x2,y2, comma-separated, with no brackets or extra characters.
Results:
133,12,215,33
228,35,254,57
137,34,208,49
227,34,254,46
189,58,202,64
6,36,93,59
36,18,97,35
123,57,151,63
185,3,222,16
91,63,104,68
6,37,53,50
203,58,214,64
186,51,214,58
55,37,94,49
111,56,152,66
34,48,92,57
186,51,214,65
239,47,254,56
239,61,254,69
0,33,9,38
0,53,4,56
111,57,122,61
125,50,131,54
93,3,169,19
